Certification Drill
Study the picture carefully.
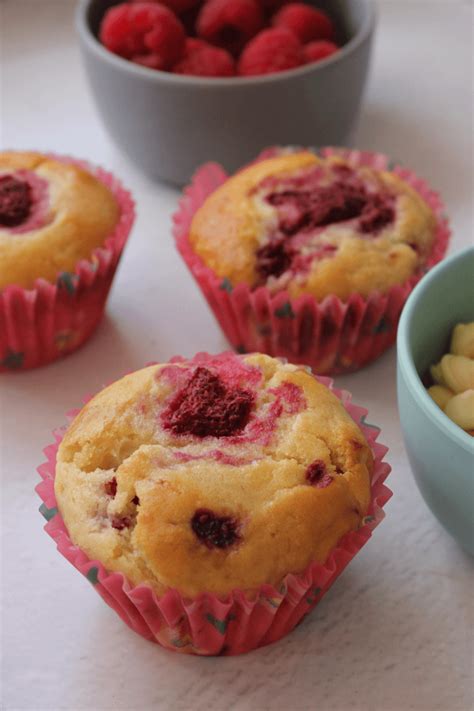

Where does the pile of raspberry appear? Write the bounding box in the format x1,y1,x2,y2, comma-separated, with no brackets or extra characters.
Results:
100,1,340,78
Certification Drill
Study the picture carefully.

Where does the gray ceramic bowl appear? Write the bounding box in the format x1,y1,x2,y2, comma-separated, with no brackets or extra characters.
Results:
76,0,376,185
397,247,474,555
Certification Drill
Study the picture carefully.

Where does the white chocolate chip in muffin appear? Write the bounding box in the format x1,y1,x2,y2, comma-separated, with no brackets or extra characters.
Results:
444,390,474,431
450,322,474,359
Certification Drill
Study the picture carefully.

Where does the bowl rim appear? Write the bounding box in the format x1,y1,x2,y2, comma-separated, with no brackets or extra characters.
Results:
76,0,376,88
397,246,474,453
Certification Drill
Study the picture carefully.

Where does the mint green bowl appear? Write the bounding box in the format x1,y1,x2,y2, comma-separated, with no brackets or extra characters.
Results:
397,247,474,555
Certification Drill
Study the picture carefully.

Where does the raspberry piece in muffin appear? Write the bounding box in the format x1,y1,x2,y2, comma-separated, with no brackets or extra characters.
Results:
100,2,185,70
189,151,437,301
306,460,333,488
172,39,235,77
238,27,304,76
197,0,264,55
263,173,395,237
0,175,32,227
272,3,335,43
111,515,132,530
54,352,372,597
104,477,117,497
161,365,254,436
256,238,292,279
191,508,241,548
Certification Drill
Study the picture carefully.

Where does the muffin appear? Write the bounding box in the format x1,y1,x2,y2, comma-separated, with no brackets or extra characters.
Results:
0,151,134,371
175,147,450,374
39,351,392,655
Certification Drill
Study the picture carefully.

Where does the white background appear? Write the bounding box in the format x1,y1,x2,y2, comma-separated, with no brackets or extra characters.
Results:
1,1,473,709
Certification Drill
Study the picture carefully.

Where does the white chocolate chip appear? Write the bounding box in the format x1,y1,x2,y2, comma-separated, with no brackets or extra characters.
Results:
427,385,454,410
430,361,446,386
444,390,474,431
450,322,474,358
440,354,474,394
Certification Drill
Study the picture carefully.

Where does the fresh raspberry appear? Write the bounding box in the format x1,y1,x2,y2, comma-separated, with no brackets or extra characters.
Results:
100,2,185,70
172,38,235,76
191,508,241,548
0,175,32,227
259,0,288,11
272,3,335,43
131,53,166,69
197,0,264,56
304,40,339,63
130,0,200,13
180,5,202,35
238,28,303,76
306,460,333,488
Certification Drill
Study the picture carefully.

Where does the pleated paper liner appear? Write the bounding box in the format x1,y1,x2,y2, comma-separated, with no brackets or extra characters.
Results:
0,154,135,372
173,147,450,374
37,364,392,656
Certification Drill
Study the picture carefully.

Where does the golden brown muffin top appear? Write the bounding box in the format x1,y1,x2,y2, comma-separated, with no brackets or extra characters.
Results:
0,151,119,289
55,353,372,598
190,151,436,301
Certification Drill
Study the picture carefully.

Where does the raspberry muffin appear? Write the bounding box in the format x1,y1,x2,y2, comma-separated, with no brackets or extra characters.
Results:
175,147,450,374
0,151,120,289
0,150,134,371
190,151,436,300
40,352,392,655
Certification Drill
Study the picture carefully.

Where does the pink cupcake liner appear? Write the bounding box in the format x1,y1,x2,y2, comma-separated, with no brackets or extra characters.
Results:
0,154,135,372
36,361,392,656
173,147,450,374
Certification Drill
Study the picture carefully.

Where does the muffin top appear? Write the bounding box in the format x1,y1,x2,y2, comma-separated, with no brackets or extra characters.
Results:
190,151,437,301
0,151,120,289
55,352,372,598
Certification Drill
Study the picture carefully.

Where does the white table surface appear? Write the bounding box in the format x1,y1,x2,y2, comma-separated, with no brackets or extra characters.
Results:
1,1,473,709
